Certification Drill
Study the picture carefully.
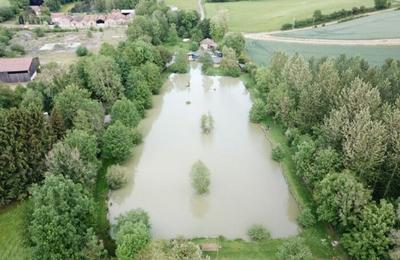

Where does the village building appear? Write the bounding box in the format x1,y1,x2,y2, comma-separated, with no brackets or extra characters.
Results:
200,38,218,51
0,57,40,83
50,10,134,29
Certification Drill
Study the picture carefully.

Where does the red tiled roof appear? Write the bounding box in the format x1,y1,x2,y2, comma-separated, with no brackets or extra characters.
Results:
0,58,33,72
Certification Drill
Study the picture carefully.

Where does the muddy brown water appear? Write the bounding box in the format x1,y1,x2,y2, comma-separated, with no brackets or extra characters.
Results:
108,63,299,240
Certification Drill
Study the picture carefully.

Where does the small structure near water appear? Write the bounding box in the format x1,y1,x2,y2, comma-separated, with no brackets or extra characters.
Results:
0,57,40,83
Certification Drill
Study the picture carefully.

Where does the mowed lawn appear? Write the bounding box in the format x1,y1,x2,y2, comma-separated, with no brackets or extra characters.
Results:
0,0,10,7
0,202,32,260
205,0,374,32
246,38,400,66
164,0,198,11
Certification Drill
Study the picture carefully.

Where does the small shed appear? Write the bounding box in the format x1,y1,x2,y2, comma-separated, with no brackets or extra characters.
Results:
0,57,40,83
200,243,220,252
200,38,218,51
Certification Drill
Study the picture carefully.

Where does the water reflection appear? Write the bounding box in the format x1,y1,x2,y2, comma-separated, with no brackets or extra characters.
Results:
108,63,299,240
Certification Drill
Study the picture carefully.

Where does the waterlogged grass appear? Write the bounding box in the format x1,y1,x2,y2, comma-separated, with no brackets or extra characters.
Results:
193,226,343,259
95,159,117,254
246,38,400,66
205,0,373,32
0,202,32,260
164,0,198,11
276,10,400,40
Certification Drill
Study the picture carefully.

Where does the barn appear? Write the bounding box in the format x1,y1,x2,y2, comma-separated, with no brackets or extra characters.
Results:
0,57,40,83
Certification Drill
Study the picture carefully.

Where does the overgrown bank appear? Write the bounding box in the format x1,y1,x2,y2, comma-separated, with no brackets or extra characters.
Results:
244,52,400,259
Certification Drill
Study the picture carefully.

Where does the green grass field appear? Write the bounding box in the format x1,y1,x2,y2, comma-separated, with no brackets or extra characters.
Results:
0,0,10,7
164,0,198,11
205,0,374,32
246,39,400,66
277,10,400,40
0,203,32,260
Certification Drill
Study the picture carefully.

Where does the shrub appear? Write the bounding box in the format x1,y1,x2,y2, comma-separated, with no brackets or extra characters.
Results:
33,28,45,37
249,99,267,123
116,221,150,259
169,239,204,259
76,46,89,57
247,224,271,241
190,160,211,194
272,146,284,162
190,41,199,51
10,44,25,55
114,209,151,233
276,237,312,260
297,207,316,228
201,113,214,134
106,164,128,190
132,130,143,145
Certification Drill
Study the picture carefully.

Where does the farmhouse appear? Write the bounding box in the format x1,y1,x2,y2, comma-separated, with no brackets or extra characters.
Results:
200,38,218,51
51,10,134,29
0,57,40,83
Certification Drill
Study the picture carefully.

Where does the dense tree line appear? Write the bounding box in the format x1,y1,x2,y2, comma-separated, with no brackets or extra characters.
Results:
249,53,400,259
0,0,214,258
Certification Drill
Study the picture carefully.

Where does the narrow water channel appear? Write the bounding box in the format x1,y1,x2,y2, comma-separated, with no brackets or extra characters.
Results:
108,63,299,239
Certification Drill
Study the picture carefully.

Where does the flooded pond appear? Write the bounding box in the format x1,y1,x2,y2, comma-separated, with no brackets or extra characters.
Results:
108,63,299,239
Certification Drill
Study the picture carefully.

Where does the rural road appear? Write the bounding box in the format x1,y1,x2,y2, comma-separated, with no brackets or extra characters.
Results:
244,34,400,46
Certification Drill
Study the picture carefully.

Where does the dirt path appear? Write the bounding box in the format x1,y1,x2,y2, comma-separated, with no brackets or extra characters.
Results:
244,34,400,46
198,0,205,20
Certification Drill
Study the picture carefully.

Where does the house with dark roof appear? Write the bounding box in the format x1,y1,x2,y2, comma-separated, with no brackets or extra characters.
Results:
0,57,40,83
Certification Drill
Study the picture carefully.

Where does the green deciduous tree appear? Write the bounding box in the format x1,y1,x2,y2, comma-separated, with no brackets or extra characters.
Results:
343,109,386,184
314,171,371,227
111,98,141,128
64,129,99,165
73,99,105,136
28,174,95,259
101,121,134,161
210,10,228,41
190,160,211,194
113,209,151,259
53,85,92,128
220,46,240,77
20,88,44,110
342,200,395,259
222,32,245,56
170,49,189,73
116,221,150,259
46,142,96,187
84,55,124,107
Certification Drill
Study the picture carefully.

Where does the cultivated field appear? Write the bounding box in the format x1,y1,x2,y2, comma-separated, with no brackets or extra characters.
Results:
276,10,400,40
246,39,400,66
164,0,198,11
205,0,373,32
0,0,10,7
